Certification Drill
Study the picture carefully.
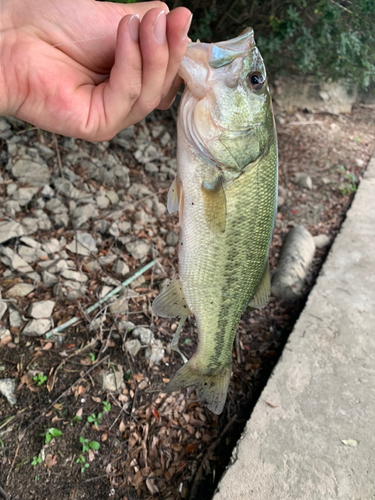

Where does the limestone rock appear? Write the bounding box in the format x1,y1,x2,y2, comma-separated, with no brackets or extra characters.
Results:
22,318,52,336
28,300,55,319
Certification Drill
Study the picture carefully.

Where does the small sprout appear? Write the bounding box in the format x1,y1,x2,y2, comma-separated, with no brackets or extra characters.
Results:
87,413,102,426
70,415,83,427
124,369,132,381
31,455,42,466
102,401,111,413
42,428,63,445
89,352,96,362
34,476,40,481
33,374,47,386
76,455,90,473
80,436,100,453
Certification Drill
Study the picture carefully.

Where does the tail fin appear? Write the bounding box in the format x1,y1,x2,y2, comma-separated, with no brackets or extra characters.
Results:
163,358,231,415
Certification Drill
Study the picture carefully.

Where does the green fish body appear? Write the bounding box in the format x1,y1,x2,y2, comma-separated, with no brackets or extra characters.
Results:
152,29,278,414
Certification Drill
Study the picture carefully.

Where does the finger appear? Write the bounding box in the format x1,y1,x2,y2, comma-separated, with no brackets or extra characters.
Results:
107,1,169,19
159,8,192,103
126,8,170,122
157,74,183,110
88,13,143,139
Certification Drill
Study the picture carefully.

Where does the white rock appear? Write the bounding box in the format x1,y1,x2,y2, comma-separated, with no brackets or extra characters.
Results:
22,318,52,336
61,269,88,282
66,233,97,256
12,159,50,186
98,286,113,299
110,297,128,315
124,339,142,357
41,185,55,199
132,327,153,345
54,178,81,199
7,283,35,298
21,217,39,235
6,183,18,196
112,260,130,277
9,307,23,328
118,321,135,333
0,220,25,244
42,238,61,254
0,327,12,347
0,301,7,320
118,221,131,233
98,254,118,266
106,191,119,205
145,339,165,364
166,231,179,246
96,193,110,209
28,300,55,319
293,172,313,190
0,378,17,405
13,187,39,206
126,240,151,260
42,270,58,286
100,368,123,392
54,281,87,301
20,236,41,249
313,234,331,248
108,222,120,238
355,158,364,168
128,183,152,197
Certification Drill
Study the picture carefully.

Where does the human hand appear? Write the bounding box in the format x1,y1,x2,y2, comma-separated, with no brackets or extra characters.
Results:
0,0,192,140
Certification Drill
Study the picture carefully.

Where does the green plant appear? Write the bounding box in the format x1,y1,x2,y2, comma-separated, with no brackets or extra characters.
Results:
102,401,111,413
77,437,100,472
33,373,47,386
341,173,357,195
89,352,96,362
70,415,83,427
125,369,132,381
41,428,63,444
87,413,102,426
79,436,100,453
76,454,90,473
31,455,42,466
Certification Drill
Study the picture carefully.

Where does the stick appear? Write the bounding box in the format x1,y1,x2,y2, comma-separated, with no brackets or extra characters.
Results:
45,260,156,338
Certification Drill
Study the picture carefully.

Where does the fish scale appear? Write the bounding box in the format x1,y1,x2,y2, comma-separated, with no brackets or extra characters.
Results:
152,28,278,414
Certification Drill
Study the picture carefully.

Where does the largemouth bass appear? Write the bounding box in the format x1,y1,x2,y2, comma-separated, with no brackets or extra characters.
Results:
152,28,278,414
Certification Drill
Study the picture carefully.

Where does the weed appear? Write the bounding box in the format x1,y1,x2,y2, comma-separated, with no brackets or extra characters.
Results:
102,401,111,413
87,413,102,426
41,428,63,445
31,455,42,466
33,374,47,386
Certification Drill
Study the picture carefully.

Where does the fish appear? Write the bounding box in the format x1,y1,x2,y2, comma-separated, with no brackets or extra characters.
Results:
152,28,278,415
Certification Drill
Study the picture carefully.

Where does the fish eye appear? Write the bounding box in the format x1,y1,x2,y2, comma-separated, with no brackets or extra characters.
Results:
247,72,265,91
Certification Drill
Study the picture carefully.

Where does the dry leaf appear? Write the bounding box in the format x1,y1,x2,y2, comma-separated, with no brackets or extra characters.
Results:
92,396,101,403
76,408,83,418
132,471,143,488
119,421,126,433
146,477,159,495
101,433,108,442
88,449,95,462
43,342,53,351
45,454,57,468
133,373,144,383
151,408,160,420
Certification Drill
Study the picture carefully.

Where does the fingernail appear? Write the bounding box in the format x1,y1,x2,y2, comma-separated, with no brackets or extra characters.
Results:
181,14,193,41
128,14,139,43
153,11,166,44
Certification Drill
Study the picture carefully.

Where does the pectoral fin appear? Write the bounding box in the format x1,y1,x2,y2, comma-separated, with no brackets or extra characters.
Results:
151,278,191,318
249,261,271,309
202,176,227,233
167,178,180,214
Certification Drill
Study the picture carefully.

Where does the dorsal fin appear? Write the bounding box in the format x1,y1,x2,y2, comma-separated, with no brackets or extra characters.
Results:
152,278,191,318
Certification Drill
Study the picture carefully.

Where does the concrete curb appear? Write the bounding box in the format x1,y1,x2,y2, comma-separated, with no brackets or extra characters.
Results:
214,154,375,500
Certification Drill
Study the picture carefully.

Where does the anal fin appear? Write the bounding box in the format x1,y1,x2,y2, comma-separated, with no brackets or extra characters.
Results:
249,261,271,309
202,175,227,233
151,278,191,318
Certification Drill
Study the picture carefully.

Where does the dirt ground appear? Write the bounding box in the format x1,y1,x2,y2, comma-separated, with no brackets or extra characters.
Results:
0,103,374,500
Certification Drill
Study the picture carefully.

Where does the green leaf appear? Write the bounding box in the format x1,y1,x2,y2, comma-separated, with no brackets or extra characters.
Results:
89,441,100,450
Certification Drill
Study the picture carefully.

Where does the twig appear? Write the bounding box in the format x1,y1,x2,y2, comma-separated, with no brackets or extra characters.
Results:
45,260,156,338
53,133,63,177
0,483,9,500
6,442,20,485
21,355,110,436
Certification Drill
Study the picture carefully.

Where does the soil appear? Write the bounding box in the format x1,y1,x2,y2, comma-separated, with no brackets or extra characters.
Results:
0,103,374,500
